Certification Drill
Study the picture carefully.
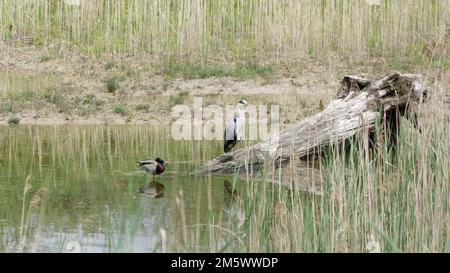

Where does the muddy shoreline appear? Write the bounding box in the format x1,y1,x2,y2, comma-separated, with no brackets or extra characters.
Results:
1,45,446,126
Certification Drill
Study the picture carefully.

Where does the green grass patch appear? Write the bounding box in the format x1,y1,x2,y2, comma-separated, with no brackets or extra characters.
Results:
169,91,189,106
0,102,14,113
43,88,63,105
7,116,20,125
113,105,127,115
105,61,118,70
162,61,277,79
105,77,119,93
388,58,412,72
442,59,450,70
38,54,50,63
134,104,150,112
82,94,104,107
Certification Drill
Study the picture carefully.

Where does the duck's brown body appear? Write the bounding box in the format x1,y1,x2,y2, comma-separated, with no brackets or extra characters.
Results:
155,163,165,174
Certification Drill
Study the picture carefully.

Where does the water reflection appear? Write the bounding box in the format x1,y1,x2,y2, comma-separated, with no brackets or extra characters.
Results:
138,182,165,198
223,180,246,227
0,126,225,252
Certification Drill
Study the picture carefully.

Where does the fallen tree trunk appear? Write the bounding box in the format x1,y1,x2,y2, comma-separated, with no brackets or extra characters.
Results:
197,71,427,175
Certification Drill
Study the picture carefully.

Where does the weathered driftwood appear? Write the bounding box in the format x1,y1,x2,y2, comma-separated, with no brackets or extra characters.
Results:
197,71,426,175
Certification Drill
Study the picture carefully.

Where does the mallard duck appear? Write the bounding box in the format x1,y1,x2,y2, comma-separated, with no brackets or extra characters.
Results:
137,157,165,181
224,99,248,153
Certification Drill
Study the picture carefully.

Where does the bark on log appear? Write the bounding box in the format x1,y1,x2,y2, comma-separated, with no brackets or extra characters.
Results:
197,71,427,175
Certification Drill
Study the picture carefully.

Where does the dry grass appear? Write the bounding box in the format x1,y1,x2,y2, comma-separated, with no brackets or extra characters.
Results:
163,67,449,253
166,102,449,253
1,0,448,63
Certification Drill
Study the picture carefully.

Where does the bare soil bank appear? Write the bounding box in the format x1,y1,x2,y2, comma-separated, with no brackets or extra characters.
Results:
1,44,447,126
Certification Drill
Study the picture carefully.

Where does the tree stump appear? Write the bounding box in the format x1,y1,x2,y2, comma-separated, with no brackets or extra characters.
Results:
197,72,426,176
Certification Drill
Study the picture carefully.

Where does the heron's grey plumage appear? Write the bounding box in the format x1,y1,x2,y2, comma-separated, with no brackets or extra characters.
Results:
224,100,248,153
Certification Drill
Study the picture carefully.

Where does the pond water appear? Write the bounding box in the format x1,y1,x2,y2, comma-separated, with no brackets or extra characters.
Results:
0,71,322,253
0,126,247,252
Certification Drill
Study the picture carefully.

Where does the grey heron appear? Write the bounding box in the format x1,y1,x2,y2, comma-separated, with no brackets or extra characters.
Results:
137,157,165,181
224,99,248,153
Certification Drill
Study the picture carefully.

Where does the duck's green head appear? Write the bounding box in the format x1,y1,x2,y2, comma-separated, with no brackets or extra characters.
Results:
155,157,165,165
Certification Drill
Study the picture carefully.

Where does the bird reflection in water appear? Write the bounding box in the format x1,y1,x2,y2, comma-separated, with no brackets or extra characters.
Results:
223,180,245,227
138,181,165,198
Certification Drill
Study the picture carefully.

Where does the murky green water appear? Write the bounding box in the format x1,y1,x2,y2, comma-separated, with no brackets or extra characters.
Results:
0,126,240,252
0,71,325,253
